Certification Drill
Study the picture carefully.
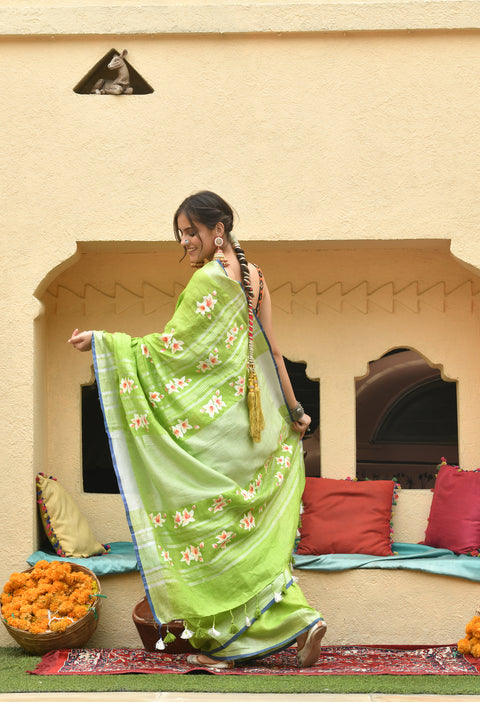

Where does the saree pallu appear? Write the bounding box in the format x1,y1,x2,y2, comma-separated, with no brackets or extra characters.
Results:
93,260,321,659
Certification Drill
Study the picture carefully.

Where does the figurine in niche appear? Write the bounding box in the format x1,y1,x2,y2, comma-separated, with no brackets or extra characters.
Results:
92,49,133,95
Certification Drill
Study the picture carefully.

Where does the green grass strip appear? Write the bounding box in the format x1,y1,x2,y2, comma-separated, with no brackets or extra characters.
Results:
1,647,480,695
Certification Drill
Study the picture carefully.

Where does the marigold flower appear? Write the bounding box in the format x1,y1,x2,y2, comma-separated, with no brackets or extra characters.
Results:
49,618,71,633
2,603,15,618
30,620,49,634
71,590,90,606
466,616,480,635
31,604,49,619
9,618,30,631
457,637,471,654
71,605,87,619
35,560,50,571
57,600,74,616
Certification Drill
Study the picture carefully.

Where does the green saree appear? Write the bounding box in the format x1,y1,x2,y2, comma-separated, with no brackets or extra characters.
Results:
93,260,321,660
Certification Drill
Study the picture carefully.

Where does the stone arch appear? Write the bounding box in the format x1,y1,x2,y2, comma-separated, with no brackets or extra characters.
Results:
33,239,480,543
355,347,458,488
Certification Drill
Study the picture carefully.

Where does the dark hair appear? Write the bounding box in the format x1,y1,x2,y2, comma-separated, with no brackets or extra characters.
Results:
173,190,254,304
173,190,234,242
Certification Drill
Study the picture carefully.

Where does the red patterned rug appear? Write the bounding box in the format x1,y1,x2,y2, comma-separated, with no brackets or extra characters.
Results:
30,645,480,676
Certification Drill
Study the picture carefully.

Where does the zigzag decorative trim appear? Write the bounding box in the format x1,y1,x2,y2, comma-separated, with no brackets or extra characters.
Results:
44,282,185,316
270,280,480,314
44,279,480,315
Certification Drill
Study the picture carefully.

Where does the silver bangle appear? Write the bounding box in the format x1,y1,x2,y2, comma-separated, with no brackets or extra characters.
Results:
290,402,304,422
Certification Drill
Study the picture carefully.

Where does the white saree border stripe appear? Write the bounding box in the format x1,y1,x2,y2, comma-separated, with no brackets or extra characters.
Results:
136,539,156,550
108,433,144,511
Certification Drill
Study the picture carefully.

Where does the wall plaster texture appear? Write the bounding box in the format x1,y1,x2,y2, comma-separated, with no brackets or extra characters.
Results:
2,1,480,646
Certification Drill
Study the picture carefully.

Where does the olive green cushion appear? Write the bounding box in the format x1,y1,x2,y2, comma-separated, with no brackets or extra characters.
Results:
36,473,107,558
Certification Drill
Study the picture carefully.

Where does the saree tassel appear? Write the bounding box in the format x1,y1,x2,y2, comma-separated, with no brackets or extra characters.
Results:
155,636,166,651
163,630,176,644
248,368,265,443
229,611,239,634
271,582,283,602
196,627,209,640
208,617,221,638
245,615,252,627
181,624,194,640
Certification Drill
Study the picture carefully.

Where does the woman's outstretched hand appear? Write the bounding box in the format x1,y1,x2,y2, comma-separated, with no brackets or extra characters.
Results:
292,413,311,439
68,328,93,352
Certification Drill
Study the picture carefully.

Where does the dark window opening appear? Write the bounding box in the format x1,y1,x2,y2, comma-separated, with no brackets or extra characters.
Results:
283,359,321,477
283,358,320,433
374,379,458,444
82,381,118,494
82,358,321,493
356,349,458,489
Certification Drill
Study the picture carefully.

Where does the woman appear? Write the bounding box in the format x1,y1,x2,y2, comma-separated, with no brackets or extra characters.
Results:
69,191,326,668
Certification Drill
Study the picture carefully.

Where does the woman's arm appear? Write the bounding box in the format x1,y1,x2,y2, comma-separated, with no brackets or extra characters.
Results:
257,283,311,438
68,328,93,352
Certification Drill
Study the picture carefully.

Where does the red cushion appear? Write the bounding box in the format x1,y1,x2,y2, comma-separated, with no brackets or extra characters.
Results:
422,463,480,555
297,477,396,556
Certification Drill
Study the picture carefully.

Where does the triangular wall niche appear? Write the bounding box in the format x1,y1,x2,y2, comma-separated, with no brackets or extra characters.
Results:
73,49,154,95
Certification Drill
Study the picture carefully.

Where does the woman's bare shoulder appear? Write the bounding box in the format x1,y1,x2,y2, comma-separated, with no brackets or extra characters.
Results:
247,261,263,277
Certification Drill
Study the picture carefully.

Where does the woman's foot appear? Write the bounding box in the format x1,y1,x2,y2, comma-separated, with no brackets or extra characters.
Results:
187,653,234,669
297,620,327,667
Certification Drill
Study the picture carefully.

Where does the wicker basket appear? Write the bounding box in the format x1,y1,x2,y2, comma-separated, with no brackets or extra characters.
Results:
2,564,102,655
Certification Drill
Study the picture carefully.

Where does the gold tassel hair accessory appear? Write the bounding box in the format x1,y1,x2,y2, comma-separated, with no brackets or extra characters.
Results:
247,298,265,442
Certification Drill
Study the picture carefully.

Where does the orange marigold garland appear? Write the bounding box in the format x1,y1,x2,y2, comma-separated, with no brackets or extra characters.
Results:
1,560,98,635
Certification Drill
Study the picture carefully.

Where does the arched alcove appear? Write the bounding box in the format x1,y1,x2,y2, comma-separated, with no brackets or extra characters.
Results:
356,348,458,488
36,239,480,546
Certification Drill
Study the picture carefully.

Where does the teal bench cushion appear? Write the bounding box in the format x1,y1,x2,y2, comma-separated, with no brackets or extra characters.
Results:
293,542,480,582
27,541,138,575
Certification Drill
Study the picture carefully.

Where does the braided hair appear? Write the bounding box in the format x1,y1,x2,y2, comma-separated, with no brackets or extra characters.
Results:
173,190,253,303
174,191,265,441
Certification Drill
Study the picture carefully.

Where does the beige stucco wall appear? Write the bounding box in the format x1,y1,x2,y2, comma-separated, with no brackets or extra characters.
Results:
3,1,480,646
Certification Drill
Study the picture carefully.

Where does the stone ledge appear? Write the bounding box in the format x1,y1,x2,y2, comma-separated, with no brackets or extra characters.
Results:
295,566,479,644
2,2,480,37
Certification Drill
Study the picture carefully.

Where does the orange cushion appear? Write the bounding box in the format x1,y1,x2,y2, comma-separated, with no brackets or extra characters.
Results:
297,477,397,556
